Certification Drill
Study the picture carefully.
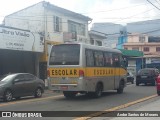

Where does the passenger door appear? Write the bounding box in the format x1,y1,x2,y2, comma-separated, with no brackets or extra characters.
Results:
104,52,115,90
23,74,36,95
112,54,121,89
12,74,25,97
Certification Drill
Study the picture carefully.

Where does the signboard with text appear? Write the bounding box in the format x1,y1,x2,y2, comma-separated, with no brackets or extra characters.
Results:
0,27,44,52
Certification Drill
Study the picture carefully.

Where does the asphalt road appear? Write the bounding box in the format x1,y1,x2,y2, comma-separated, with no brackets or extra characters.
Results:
0,83,157,120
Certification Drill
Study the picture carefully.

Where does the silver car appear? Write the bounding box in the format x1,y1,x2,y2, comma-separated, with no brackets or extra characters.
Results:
0,73,45,102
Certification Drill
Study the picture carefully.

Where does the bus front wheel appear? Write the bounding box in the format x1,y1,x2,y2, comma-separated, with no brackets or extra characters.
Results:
117,80,124,94
93,83,103,98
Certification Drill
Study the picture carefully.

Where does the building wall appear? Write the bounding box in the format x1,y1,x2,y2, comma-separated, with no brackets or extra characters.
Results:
127,33,148,43
124,38,160,54
4,2,90,43
3,1,91,79
4,2,44,33
90,23,125,48
89,30,107,46
124,34,160,70
127,19,160,36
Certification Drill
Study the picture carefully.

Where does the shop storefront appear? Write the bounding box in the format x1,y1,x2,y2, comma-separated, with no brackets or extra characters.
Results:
119,49,144,75
0,26,44,76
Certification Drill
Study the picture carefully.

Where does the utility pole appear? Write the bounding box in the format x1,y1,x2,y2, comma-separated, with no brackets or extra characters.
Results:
140,35,145,69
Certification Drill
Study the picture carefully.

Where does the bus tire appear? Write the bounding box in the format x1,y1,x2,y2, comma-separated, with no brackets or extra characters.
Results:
93,83,103,98
63,91,76,98
117,80,124,94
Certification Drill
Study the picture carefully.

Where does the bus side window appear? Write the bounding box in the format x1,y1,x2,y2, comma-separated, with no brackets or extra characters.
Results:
113,54,120,67
104,52,113,67
94,51,104,67
86,49,94,67
120,56,127,68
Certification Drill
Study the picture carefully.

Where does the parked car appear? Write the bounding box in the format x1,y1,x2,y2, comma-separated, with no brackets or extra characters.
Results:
0,73,45,102
127,72,134,84
156,74,160,96
136,68,159,86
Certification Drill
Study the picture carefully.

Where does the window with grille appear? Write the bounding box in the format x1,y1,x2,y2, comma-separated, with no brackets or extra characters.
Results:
53,16,62,32
68,20,85,36
132,47,139,51
143,47,149,52
156,47,160,52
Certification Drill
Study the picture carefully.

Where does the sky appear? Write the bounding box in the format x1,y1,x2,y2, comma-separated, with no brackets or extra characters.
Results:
0,0,160,25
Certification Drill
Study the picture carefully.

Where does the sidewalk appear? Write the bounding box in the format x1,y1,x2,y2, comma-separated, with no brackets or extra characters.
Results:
107,96,160,120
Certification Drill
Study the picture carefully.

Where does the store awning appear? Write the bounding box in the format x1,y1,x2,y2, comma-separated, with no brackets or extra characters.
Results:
119,49,143,57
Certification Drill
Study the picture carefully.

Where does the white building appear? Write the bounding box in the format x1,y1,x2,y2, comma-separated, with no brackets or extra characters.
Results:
3,1,92,80
89,30,107,46
90,23,125,48
4,1,92,44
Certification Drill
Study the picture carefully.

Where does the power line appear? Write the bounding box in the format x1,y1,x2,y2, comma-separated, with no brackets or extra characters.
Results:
5,8,156,27
147,0,160,10
0,3,148,19
155,0,160,5
93,16,159,20
91,8,155,29
102,28,160,37
0,3,150,18
81,3,150,14
113,9,154,23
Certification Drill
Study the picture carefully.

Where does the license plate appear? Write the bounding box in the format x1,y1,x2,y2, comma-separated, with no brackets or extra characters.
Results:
61,86,68,90
141,76,147,78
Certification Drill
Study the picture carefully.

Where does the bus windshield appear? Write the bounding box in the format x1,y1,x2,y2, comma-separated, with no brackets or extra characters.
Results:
49,44,80,65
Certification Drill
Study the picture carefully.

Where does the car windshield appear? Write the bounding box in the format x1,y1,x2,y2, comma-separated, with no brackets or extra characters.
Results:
0,74,16,82
138,69,154,75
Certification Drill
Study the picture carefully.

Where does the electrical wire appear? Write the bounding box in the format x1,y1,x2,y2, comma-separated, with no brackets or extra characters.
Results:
146,0,160,10
81,3,150,14
155,0,160,5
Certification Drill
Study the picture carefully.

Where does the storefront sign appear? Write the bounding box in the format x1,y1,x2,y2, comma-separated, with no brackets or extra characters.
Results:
146,58,160,64
0,27,44,52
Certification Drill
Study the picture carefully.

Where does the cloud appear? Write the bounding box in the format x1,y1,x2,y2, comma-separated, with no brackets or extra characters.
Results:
85,0,160,24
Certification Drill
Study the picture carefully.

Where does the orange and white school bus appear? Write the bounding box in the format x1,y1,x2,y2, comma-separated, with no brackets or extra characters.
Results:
47,43,127,98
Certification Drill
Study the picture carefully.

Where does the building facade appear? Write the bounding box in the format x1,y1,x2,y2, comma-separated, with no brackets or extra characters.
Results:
89,30,107,46
3,1,92,80
90,23,125,48
127,19,160,36
0,26,44,76
124,33,160,70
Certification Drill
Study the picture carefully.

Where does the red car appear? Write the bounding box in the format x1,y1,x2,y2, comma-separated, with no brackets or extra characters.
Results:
156,75,160,96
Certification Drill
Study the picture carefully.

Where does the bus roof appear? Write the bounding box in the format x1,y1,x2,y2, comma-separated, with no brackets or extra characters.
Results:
54,43,122,54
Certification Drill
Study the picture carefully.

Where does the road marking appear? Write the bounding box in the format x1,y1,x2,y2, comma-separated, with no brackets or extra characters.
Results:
74,94,158,120
0,95,63,107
